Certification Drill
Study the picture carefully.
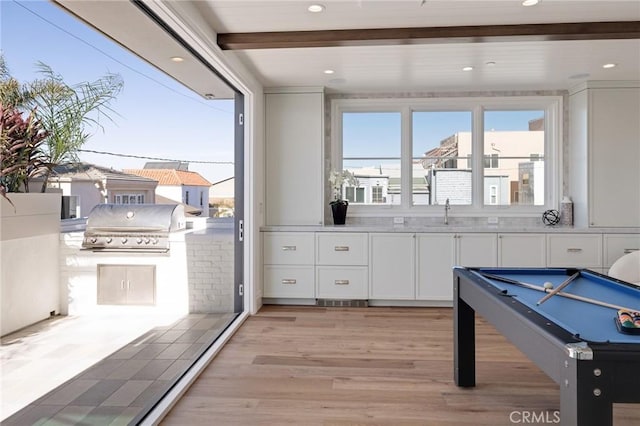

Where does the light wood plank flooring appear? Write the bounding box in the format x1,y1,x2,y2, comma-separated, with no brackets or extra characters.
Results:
162,306,640,426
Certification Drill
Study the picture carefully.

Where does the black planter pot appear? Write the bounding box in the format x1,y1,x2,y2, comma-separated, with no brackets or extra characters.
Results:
330,201,348,225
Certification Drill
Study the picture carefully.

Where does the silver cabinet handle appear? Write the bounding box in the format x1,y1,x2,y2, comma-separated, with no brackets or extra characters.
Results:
334,246,350,251
334,280,350,285
127,280,131,290
567,248,583,253
121,280,125,290
281,279,297,285
282,245,297,251
624,248,639,254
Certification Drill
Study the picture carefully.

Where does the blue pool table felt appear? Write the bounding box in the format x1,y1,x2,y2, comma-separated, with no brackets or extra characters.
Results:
473,269,640,344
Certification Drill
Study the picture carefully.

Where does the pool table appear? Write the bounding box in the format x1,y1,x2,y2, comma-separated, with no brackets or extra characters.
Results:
453,267,640,426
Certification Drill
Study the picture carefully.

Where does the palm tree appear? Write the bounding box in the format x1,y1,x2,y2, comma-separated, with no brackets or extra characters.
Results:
0,55,124,191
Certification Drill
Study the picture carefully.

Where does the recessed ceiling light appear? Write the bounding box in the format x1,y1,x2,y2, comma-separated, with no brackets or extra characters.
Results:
308,4,325,13
485,61,496,66
463,66,474,71
324,69,335,74
170,56,184,63
522,0,539,6
602,63,617,69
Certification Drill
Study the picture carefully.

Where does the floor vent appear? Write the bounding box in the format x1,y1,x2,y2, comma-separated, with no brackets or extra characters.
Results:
316,299,368,308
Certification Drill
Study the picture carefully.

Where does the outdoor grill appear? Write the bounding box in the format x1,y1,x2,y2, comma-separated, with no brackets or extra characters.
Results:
82,204,186,252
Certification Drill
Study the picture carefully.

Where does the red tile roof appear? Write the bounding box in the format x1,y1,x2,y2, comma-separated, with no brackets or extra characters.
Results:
124,169,211,186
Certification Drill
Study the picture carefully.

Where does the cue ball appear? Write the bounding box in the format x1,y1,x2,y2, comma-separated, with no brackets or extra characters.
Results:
543,282,554,290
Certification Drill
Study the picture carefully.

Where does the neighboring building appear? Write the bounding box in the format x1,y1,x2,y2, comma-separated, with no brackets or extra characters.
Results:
343,129,543,206
209,177,235,217
124,168,211,215
33,162,158,218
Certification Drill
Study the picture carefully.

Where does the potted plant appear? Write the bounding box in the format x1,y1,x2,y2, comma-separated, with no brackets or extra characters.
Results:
328,168,358,225
0,104,51,206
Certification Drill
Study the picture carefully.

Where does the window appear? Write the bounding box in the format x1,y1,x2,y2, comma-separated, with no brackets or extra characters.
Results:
484,110,545,206
332,96,561,214
185,191,190,205
341,112,401,205
114,194,144,204
412,111,472,206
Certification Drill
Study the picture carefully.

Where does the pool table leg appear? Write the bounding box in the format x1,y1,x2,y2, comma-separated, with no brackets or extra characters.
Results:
454,278,475,387
560,359,613,426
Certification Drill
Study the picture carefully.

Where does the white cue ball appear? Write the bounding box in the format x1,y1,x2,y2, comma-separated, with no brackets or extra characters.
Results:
543,282,554,290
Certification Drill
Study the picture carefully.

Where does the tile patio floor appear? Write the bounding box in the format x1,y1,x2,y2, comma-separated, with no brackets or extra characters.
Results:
1,309,236,425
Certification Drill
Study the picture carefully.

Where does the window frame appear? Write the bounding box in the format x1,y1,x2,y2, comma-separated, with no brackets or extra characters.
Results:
331,96,562,217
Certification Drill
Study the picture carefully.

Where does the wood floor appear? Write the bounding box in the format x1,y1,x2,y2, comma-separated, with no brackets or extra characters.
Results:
161,306,640,425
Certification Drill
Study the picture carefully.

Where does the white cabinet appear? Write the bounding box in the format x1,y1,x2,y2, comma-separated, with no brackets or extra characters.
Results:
263,232,315,298
455,233,498,268
546,234,602,268
569,82,640,228
416,233,496,302
603,234,640,269
416,234,455,301
369,233,415,300
498,233,546,267
316,233,368,299
265,89,324,226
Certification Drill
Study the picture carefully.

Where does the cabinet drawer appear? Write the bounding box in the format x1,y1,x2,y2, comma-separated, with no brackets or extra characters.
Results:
264,232,314,265
498,234,546,267
316,266,368,299
546,234,602,268
263,266,315,298
316,233,368,265
603,234,640,267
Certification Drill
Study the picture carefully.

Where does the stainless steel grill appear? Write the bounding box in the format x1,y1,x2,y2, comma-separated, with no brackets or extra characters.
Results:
82,204,186,252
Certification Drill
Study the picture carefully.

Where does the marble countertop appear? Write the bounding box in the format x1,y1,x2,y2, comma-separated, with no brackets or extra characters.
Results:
261,225,640,234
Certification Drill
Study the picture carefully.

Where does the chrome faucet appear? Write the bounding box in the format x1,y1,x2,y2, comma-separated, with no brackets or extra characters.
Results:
444,198,450,225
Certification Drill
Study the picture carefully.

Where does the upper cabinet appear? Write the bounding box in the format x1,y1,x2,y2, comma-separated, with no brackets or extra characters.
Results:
265,88,324,225
569,81,640,228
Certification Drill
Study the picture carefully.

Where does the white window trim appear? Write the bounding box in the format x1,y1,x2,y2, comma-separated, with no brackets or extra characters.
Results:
330,96,563,217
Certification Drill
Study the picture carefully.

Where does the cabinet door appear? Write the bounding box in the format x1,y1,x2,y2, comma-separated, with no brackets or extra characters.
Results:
316,266,368,299
603,234,640,268
125,265,156,305
369,233,415,299
264,266,315,298
97,265,128,305
547,234,602,268
263,232,315,265
589,88,640,227
456,234,497,268
498,234,546,267
416,234,455,301
265,91,323,225
316,233,368,265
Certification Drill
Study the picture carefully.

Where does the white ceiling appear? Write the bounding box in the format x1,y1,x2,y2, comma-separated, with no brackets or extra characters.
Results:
57,0,640,94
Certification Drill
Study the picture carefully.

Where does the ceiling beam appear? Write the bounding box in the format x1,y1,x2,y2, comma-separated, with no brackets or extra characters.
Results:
217,21,640,50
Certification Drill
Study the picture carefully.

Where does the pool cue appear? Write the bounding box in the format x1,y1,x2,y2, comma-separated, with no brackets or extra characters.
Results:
477,272,638,312
537,272,580,306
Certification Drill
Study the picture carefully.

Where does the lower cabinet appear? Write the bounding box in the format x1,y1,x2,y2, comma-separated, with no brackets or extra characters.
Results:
498,233,546,267
316,266,368,299
370,233,415,299
97,264,156,305
263,265,315,298
416,234,455,301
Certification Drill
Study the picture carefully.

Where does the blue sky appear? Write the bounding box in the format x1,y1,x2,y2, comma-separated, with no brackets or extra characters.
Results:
1,0,235,184
344,109,543,158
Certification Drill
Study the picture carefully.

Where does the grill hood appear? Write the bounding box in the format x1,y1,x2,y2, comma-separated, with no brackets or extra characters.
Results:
83,204,186,252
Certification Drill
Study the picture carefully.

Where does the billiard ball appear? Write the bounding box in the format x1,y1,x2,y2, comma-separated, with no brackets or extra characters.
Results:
543,282,554,290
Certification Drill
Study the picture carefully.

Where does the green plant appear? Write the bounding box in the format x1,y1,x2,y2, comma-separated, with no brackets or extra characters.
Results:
0,55,123,192
0,104,51,203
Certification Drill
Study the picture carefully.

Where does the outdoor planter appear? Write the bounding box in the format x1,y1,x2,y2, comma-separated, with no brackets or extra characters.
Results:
1,193,61,336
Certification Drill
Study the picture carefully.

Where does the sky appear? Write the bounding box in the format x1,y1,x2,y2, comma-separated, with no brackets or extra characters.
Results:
0,0,235,184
